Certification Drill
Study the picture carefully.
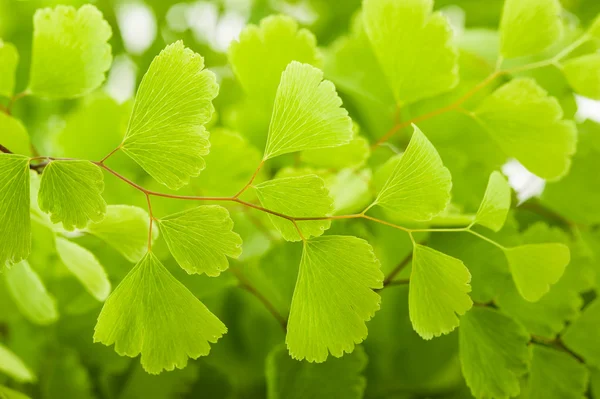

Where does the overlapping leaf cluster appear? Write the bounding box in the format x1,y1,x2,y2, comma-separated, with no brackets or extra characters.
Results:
1,0,600,398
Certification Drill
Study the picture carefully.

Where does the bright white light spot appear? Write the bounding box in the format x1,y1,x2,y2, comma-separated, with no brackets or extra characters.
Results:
188,2,219,44
117,2,157,55
104,55,137,104
502,159,546,204
276,1,317,25
214,11,245,51
575,95,600,123
166,3,190,32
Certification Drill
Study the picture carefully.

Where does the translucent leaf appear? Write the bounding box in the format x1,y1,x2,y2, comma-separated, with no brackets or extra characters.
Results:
374,126,452,220
38,160,106,231
409,245,472,339
55,237,111,301
158,205,242,277
254,175,333,241
0,41,18,97
94,252,226,374
459,307,530,399
562,299,600,367
504,243,570,302
28,5,112,98
562,54,600,100
301,132,370,169
363,0,458,105
523,344,589,399
266,344,367,399
0,385,31,399
0,114,31,156
121,41,218,190
499,0,563,58
286,236,383,362
0,154,31,267
475,78,577,180
474,171,511,232
0,344,35,382
228,15,321,108
85,205,156,263
264,61,353,159
4,261,58,325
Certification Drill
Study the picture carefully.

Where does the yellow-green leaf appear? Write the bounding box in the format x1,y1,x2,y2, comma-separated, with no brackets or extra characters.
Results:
0,40,18,97
474,171,511,232
562,53,600,100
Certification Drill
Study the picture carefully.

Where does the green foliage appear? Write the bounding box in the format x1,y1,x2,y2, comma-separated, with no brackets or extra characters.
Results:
1,0,599,397
286,236,383,362
363,0,458,105
121,41,218,190
28,5,112,98
94,252,227,374
38,160,106,230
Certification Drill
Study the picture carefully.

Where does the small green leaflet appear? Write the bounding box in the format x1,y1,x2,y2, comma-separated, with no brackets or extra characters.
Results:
94,252,227,374
38,160,106,231
121,41,218,190
499,0,563,58
0,154,31,268
28,5,112,98
0,40,18,97
266,344,367,399
474,78,577,180
228,15,322,108
264,61,353,159
504,243,570,302
374,126,451,220
362,0,458,105
301,133,370,169
4,261,58,325
562,54,600,100
474,171,511,232
562,299,600,366
0,344,35,383
86,205,156,263
409,245,472,339
0,114,31,156
254,174,333,241
0,385,31,399
286,236,383,362
459,307,530,399
56,237,111,301
157,205,242,277
523,345,589,399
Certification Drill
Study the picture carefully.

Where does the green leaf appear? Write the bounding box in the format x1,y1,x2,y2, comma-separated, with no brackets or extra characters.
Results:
286,236,383,362
121,41,218,190
459,307,530,399
266,344,367,399
55,237,111,301
504,243,570,302
409,244,472,339
499,0,563,58
363,0,458,105
0,114,31,156
0,344,35,383
301,133,370,169
474,78,577,180
374,126,452,220
264,61,353,159
0,154,31,268
523,344,589,399
562,54,600,100
562,299,600,367
38,160,106,231
28,5,112,98
0,40,18,97
254,175,333,241
85,205,156,263
589,14,600,38
228,15,321,108
4,260,58,325
474,171,511,232
0,385,31,399
157,205,242,277
94,251,227,374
